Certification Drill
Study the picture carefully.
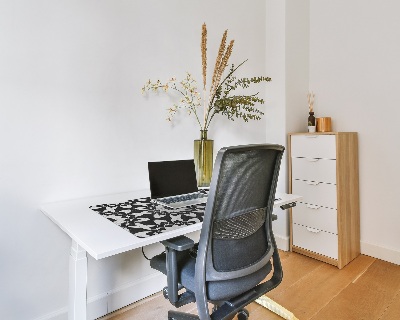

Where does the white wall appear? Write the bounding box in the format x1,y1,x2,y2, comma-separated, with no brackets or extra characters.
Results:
265,0,287,245
308,0,400,263
266,0,309,247
285,0,310,135
0,1,271,319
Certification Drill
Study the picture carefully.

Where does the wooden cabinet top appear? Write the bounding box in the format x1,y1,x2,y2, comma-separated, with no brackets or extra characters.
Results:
288,132,357,136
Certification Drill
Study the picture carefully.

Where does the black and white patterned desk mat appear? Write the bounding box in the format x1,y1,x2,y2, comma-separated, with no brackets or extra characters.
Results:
89,197,205,238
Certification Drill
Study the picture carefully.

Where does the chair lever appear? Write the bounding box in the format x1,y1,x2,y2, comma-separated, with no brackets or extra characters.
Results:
173,290,196,308
280,202,297,210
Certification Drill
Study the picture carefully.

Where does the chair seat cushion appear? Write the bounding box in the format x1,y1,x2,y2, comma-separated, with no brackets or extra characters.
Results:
150,249,272,301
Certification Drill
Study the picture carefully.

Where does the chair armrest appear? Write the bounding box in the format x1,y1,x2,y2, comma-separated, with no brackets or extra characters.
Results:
161,235,194,251
160,236,195,305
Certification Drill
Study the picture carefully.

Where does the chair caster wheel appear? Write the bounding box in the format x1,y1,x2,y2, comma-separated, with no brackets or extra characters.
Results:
237,308,249,320
163,287,169,299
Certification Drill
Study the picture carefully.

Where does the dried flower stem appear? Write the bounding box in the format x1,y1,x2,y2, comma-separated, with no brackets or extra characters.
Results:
201,23,207,91
307,91,315,112
210,30,227,99
211,39,234,99
201,23,208,129
205,38,234,128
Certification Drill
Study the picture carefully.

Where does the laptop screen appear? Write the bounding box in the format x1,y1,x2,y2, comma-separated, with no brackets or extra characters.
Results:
148,159,199,199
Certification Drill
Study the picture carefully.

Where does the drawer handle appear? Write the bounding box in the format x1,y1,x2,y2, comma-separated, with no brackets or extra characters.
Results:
306,204,321,210
306,135,318,138
306,227,322,233
306,158,319,162
305,180,320,185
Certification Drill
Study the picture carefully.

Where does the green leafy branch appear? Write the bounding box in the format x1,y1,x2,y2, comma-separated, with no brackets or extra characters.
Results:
204,60,271,129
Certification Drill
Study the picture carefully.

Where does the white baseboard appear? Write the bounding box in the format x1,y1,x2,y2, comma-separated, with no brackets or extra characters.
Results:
274,234,290,251
32,307,68,320
101,272,166,318
33,272,166,320
361,241,400,265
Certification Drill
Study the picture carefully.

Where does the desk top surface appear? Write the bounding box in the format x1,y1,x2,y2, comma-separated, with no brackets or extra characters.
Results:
41,190,302,260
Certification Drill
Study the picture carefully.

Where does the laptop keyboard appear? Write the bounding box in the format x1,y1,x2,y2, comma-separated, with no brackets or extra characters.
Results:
154,191,208,208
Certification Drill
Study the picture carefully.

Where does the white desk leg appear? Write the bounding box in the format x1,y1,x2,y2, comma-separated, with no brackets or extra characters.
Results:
69,240,88,320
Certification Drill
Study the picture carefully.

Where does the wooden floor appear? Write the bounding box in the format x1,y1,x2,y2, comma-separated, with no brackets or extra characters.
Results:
100,252,400,320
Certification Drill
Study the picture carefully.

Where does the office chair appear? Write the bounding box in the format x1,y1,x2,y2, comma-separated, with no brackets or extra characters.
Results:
150,144,285,320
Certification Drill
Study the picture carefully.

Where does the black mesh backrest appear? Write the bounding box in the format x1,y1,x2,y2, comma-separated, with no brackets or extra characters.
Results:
195,144,284,282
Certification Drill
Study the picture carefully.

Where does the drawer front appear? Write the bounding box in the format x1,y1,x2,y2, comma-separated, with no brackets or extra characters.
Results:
292,179,337,209
291,157,336,184
292,223,338,260
291,135,336,159
292,202,337,234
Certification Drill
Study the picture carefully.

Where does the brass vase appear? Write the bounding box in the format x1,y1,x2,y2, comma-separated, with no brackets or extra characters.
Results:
194,130,214,187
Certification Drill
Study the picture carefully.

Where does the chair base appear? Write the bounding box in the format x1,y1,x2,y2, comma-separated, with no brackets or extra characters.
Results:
167,308,249,320
168,310,199,320
237,309,249,320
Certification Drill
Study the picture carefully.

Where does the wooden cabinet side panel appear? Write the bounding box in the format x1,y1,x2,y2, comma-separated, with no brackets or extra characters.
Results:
336,132,360,268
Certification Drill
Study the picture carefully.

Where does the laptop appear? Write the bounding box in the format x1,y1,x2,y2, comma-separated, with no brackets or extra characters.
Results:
148,159,208,208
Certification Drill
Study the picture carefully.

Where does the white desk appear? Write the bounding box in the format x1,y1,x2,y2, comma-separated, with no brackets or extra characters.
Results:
41,190,301,320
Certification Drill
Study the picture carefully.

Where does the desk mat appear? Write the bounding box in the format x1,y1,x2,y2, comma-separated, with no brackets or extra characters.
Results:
89,197,205,238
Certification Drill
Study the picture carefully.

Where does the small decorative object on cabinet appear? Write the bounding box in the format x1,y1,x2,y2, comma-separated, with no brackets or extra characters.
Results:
316,117,332,132
288,132,360,269
308,112,316,133
307,91,316,133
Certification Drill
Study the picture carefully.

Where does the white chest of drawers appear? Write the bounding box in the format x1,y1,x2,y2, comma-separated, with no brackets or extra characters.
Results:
289,132,360,269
